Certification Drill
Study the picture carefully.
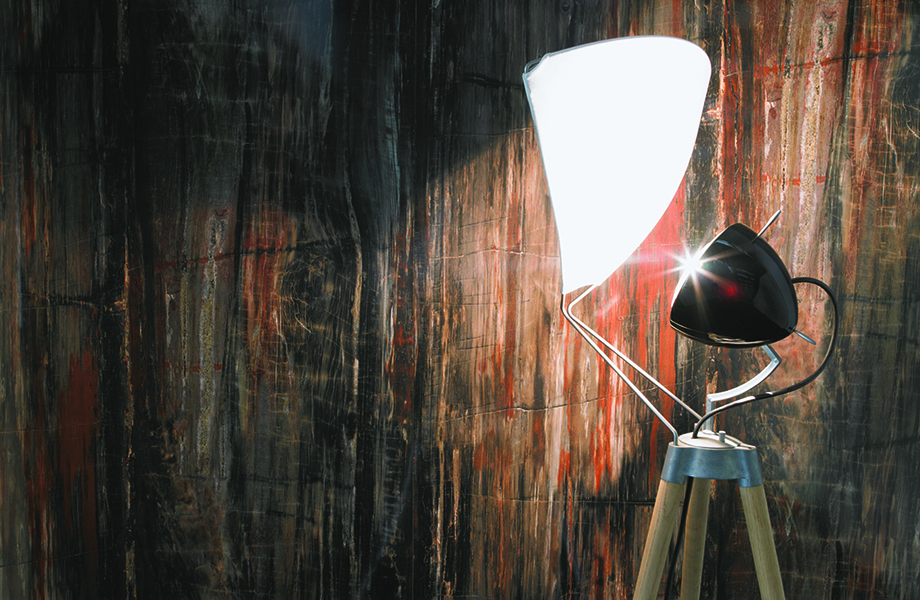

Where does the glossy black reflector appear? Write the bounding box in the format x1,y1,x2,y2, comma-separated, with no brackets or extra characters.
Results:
669,223,798,347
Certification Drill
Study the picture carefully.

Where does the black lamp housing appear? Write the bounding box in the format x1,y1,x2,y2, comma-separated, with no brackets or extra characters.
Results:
669,223,798,347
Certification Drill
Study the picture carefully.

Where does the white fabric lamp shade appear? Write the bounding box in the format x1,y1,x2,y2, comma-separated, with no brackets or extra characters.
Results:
523,36,712,294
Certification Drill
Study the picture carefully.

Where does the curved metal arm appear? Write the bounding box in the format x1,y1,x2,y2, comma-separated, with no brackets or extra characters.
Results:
562,287,699,444
691,277,839,437
700,345,782,432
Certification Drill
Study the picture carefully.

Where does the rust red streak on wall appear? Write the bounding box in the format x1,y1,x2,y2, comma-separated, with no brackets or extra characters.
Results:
24,348,100,597
640,184,683,487
242,209,288,377
589,282,612,494
589,285,614,494
556,448,570,487
25,344,50,600
388,321,416,420
531,414,545,467
501,298,518,417
387,229,416,421
58,349,100,581
852,0,903,57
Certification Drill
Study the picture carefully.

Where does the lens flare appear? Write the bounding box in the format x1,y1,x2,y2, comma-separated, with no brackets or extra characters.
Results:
676,247,707,276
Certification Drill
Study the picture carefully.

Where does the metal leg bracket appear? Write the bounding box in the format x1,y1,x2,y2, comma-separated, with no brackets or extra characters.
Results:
660,432,763,488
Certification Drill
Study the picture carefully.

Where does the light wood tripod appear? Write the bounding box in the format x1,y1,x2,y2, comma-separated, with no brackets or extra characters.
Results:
632,432,785,600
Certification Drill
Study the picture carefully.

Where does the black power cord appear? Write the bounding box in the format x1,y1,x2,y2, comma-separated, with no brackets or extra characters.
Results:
692,277,839,438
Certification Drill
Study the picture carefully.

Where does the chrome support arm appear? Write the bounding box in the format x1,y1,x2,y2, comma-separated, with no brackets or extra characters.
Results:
562,287,697,444
566,289,703,422
701,345,781,433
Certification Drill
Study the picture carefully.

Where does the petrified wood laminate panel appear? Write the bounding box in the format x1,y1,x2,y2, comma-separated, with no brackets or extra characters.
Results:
1,0,919,598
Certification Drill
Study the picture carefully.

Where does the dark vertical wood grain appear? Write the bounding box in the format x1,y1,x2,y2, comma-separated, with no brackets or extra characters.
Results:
0,1,131,597
1,0,919,598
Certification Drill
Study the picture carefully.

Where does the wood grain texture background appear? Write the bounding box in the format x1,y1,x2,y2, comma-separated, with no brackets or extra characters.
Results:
1,0,919,598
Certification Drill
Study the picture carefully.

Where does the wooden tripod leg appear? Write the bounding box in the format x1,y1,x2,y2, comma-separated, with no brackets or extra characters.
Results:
680,478,711,600
739,485,786,600
632,480,686,600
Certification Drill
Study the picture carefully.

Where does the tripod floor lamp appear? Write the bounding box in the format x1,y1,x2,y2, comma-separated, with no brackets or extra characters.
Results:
523,36,838,599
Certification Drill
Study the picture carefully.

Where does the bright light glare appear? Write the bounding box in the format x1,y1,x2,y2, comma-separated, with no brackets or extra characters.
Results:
670,246,708,307
676,248,707,276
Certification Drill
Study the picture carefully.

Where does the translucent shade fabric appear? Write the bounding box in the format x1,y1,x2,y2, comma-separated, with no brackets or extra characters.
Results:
523,36,711,294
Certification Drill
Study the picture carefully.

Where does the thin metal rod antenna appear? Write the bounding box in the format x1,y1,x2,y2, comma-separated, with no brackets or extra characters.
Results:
566,290,702,421
754,209,782,240
758,208,814,351
793,329,817,344
561,287,680,444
